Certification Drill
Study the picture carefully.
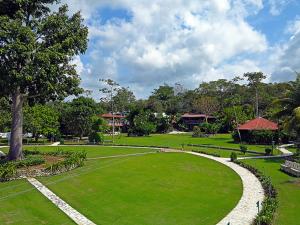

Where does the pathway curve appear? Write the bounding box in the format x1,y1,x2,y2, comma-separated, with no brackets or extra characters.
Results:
27,177,96,225
187,151,265,225
49,142,60,146
277,144,294,155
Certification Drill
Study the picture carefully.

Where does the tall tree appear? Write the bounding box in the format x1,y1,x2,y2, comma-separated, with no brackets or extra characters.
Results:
99,79,120,142
113,87,136,112
193,96,219,122
0,1,88,160
0,97,11,132
243,72,266,117
62,97,99,139
24,104,59,141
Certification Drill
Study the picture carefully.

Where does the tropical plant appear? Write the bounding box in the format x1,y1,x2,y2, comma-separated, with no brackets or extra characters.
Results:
274,74,300,147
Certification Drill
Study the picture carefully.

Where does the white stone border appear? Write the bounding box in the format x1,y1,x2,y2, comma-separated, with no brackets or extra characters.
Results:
187,151,265,225
27,177,96,225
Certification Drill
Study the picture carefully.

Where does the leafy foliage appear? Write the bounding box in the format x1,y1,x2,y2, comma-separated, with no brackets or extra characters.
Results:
45,151,86,174
24,104,60,141
128,110,156,136
61,97,101,138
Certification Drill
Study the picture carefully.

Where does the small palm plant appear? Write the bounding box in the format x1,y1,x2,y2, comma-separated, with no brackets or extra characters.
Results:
274,74,300,150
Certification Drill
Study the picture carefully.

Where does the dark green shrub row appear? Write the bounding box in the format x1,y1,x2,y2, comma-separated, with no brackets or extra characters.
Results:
191,149,220,157
234,160,278,225
45,151,87,174
187,144,264,155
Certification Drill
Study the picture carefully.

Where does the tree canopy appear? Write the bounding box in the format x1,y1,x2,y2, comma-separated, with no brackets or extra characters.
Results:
0,0,88,160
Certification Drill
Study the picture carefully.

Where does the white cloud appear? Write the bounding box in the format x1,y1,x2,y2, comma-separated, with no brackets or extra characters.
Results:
268,0,290,16
57,0,270,98
269,17,300,82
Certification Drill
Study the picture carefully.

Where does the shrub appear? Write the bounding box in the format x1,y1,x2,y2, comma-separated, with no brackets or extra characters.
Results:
265,148,272,156
192,126,204,137
240,145,248,154
0,163,17,181
89,132,104,144
60,138,65,145
14,155,45,168
45,151,86,174
230,152,237,162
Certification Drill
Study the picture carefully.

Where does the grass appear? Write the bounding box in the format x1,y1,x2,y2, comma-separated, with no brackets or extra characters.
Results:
0,146,242,225
105,133,272,155
0,179,73,225
242,158,300,225
38,153,242,225
1,146,158,158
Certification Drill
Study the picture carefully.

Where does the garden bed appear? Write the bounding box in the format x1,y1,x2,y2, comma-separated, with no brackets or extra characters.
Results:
0,150,86,182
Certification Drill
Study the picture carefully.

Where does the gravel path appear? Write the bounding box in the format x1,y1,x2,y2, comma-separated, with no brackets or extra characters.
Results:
27,177,96,225
187,151,265,225
277,144,294,155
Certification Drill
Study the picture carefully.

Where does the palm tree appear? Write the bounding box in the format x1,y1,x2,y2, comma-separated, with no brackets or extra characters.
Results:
274,74,300,150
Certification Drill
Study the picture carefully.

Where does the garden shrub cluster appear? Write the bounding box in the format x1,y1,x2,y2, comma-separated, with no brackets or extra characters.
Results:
0,149,87,181
234,160,278,225
45,151,86,174
240,145,248,154
0,163,17,182
89,132,104,144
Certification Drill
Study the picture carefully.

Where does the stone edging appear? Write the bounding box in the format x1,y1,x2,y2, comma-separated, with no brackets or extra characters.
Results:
27,177,96,225
186,151,265,225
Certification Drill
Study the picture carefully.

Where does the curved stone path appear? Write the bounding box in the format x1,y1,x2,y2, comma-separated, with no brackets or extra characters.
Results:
187,151,265,225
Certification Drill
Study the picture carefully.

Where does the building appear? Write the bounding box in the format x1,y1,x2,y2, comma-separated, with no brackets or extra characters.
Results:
236,117,279,144
181,113,216,130
100,113,127,130
238,117,278,131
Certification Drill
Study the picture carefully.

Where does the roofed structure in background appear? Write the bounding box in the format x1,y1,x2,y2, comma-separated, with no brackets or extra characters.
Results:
238,117,278,131
101,113,126,119
181,113,215,119
100,113,126,127
181,113,216,130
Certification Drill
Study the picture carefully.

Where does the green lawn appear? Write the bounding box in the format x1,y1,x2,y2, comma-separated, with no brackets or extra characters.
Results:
242,158,300,225
1,146,158,158
38,153,242,225
0,179,73,225
0,146,243,225
105,133,271,155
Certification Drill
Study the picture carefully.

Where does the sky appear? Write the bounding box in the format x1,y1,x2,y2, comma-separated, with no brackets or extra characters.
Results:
57,0,300,99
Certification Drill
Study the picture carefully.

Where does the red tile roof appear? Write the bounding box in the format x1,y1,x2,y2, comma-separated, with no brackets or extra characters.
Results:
238,117,278,131
100,113,126,119
181,113,215,118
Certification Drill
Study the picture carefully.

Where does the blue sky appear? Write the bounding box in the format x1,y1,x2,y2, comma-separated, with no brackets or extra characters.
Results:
59,0,300,99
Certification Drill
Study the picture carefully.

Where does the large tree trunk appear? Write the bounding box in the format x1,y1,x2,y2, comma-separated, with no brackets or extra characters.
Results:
8,88,24,160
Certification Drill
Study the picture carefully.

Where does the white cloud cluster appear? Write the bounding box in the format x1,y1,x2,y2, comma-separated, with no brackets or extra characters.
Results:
59,0,272,98
270,17,300,81
268,0,290,16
